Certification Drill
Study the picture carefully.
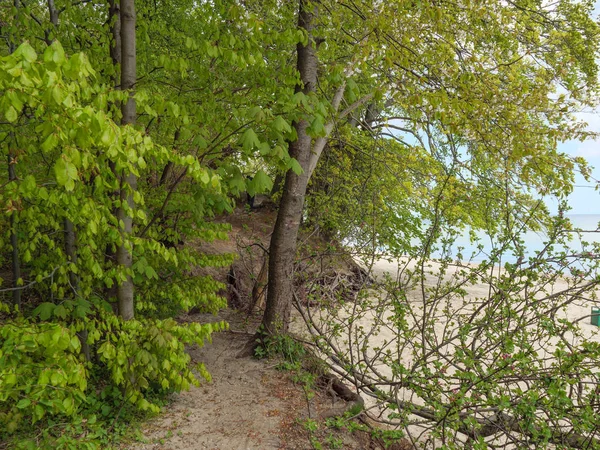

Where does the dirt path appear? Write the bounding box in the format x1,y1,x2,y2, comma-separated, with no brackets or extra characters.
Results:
128,310,381,450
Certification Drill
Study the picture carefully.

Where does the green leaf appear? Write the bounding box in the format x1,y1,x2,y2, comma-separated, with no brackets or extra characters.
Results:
54,304,67,319
41,133,59,152
273,116,292,133
248,170,273,195
54,158,78,191
68,148,81,167
52,85,65,104
7,90,23,111
34,404,45,422
62,397,74,415
16,399,31,409
20,175,37,194
145,266,158,279
100,127,115,147
258,142,271,156
239,128,260,151
228,172,246,193
307,114,326,137
167,102,180,118
45,41,66,66
5,106,18,123
200,169,210,184
288,158,304,175
19,42,37,63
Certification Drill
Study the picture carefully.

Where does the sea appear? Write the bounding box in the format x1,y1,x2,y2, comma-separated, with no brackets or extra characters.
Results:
434,214,600,264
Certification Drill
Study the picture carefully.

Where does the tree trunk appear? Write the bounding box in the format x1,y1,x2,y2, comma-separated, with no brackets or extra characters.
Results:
116,0,136,321
8,149,21,309
47,0,58,26
250,255,269,314
109,0,121,84
261,0,318,334
103,0,121,311
64,218,90,360
7,7,20,309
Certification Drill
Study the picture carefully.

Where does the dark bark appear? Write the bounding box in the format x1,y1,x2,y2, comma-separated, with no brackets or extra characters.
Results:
8,150,21,309
47,0,58,26
270,173,284,197
250,256,268,314
109,0,121,83
64,218,90,360
116,0,136,321
103,0,121,310
227,265,243,309
7,15,20,308
363,102,380,131
40,0,59,44
158,162,173,186
158,130,179,186
261,0,318,334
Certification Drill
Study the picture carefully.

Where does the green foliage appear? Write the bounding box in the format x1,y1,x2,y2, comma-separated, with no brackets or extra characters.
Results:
306,129,431,254
0,321,86,433
0,307,226,446
0,37,230,448
254,329,306,366
3,0,600,448
92,314,227,409
306,211,600,448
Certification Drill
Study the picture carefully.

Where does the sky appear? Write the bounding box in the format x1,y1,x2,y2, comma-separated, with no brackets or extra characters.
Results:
559,2,600,214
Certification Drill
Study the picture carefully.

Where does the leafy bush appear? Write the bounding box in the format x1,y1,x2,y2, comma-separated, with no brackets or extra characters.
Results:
0,320,87,433
0,41,230,447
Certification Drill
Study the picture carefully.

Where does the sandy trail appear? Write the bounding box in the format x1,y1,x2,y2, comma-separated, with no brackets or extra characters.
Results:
132,320,295,450
129,310,387,450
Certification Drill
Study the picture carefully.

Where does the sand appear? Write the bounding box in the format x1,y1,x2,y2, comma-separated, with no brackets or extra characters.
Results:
293,256,600,448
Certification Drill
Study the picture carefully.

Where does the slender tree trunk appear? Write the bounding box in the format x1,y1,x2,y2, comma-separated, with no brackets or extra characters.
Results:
41,0,58,44
261,0,318,334
116,0,137,320
64,218,90,360
7,4,21,309
109,0,121,85
104,0,121,311
8,150,21,309
47,0,58,27
158,130,179,186
364,102,381,131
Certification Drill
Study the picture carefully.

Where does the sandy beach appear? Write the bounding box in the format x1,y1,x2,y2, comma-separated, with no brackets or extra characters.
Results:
294,256,600,448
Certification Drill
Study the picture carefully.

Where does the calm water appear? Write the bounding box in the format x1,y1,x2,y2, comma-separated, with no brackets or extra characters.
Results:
436,214,600,264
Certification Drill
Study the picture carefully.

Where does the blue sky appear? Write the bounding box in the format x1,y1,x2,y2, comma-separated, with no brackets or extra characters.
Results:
560,126,600,215
561,2,600,214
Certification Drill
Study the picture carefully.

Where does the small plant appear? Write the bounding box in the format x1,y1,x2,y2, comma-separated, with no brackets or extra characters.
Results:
324,432,343,449
302,418,323,450
253,328,306,364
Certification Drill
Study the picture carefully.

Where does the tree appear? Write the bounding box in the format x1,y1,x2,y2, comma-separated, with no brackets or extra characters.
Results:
0,4,302,444
115,0,136,320
261,0,319,334
0,0,249,441
2,0,600,446
261,0,599,334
